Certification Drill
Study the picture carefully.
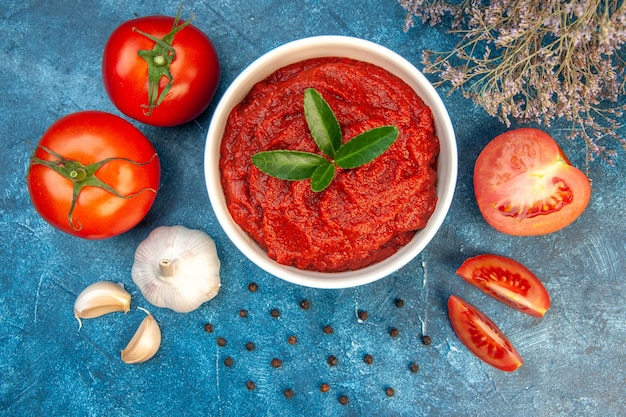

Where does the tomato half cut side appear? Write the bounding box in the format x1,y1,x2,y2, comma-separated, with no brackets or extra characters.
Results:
474,128,591,236
448,295,523,372
457,254,550,317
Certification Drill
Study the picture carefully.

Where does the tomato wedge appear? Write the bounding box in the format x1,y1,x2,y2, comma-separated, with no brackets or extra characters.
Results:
474,128,591,236
457,254,550,317
448,295,523,372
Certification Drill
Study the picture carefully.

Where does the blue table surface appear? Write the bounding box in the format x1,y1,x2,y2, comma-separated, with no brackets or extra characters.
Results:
1,1,624,416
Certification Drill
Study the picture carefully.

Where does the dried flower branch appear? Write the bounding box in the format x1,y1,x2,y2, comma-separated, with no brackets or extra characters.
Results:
400,0,626,165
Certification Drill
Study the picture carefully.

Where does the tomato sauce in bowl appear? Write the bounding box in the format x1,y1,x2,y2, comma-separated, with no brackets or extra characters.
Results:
220,57,439,272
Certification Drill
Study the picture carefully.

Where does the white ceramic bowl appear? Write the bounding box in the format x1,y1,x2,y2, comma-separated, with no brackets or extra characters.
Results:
205,36,457,289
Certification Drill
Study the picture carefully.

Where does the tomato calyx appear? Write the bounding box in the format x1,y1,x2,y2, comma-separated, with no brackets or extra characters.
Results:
30,145,158,231
133,7,195,116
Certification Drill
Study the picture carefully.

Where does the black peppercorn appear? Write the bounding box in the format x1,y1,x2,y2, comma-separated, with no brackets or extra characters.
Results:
216,336,227,347
246,380,256,390
245,341,255,351
271,358,283,368
287,335,298,345
394,298,404,307
204,323,214,333
363,354,374,364
389,327,399,338
224,356,234,367
327,355,338,366
410,362,420,373
283,388,294,398
323,325,333,334
358,310,369,321
422,335,432,345
239,309,248,318
271,308,280,318
338,395,349,405
385,387,395,397
248,282,258,292
320,383,330,393
300,299,311,310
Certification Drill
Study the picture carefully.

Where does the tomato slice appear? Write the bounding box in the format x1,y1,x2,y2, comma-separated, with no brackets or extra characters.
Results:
474,128,591,236
457,254,550,317
448,295,523,372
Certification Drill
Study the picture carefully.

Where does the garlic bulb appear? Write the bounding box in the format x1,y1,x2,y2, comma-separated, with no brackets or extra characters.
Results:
131,225,221,313
121,307,161,364
74,281,131,330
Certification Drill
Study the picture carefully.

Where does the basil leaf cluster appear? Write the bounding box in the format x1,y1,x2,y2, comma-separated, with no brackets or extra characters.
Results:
252,88,399,192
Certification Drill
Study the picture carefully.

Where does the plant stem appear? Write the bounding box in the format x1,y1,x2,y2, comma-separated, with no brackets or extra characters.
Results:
159,259,175,277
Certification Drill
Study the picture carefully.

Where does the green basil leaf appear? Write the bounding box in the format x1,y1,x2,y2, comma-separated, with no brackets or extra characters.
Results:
335,126,399,169
251,150,328,180
304,88,342,158
310,160,335,192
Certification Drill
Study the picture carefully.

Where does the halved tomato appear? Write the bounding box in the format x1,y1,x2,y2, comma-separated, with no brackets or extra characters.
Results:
457,254,550,317
448,295,523,372
474,128,591,236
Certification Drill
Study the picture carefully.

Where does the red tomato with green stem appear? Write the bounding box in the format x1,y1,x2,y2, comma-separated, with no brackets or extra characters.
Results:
474,128,591,236
457,254,550,317
102,10,220,127
27,111,161,239
448,295,523,372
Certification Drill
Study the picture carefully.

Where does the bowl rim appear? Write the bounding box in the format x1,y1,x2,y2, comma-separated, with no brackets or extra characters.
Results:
204,35,457,289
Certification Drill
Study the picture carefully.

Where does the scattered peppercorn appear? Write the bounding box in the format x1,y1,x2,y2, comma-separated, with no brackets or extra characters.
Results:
224,356,234,367
283,388,294,398
358,310,369,321
385,387,395,397
410,362,420,373
300,299,311,310
287,335,298,345
320,383,330,393
239,309,248,318
389,327,399,338
363,354,374,364
270,308,280,318
323,325,334,334
216,336,227,347
245,341,255,351
338,395,349,405
327,355,338,366
204,323,214,333
394,298,404,307
271,358,283,368
248,282,258,292
246,380,256,391
422,335,432,345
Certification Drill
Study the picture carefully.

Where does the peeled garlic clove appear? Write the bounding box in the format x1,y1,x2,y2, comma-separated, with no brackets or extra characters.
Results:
121,307,161,364
74,281,131,329
131,225,221,313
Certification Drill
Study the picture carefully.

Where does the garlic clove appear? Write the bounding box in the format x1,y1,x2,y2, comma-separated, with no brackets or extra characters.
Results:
131,225,221,313
121,307,161,364
74,281,131,330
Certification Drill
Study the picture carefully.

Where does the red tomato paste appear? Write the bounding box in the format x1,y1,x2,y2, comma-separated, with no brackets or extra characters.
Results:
220,57,439,272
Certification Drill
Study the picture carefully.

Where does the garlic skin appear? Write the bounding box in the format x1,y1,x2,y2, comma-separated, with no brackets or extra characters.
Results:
131,225,221,313
74,281,131,330
121,307,161,364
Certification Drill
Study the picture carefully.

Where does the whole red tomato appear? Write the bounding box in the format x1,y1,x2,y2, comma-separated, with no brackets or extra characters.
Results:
27,111,161,239
102,11,220,127
474,128,591,236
